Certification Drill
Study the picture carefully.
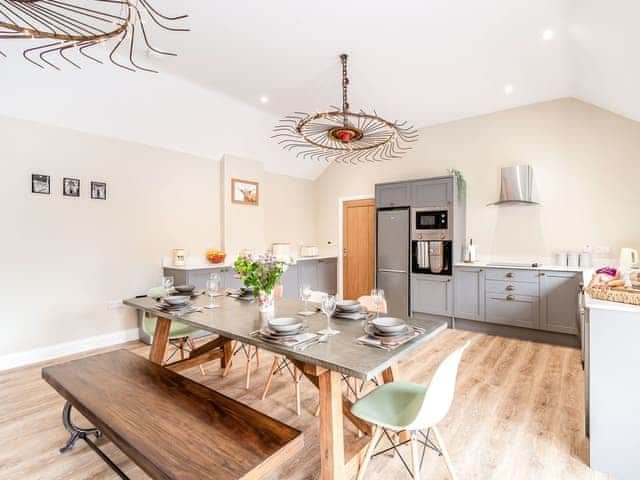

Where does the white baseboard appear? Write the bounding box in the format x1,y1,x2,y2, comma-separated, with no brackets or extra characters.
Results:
0,328,140,372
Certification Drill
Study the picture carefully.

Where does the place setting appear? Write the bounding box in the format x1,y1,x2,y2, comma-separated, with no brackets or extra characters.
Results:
254,317,317,348
153,294,203,315
356,317,425,351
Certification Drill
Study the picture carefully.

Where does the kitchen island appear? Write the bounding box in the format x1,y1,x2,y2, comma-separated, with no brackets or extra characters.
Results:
584,293,640,480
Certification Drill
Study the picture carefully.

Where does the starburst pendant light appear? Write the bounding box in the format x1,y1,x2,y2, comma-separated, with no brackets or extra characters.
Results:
273,54,418,164
0,0,188,72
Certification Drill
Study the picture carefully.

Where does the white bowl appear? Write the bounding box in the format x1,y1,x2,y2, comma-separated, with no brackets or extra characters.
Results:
336,300,361,312
163,295,190,306
371,317,406,333
269,317,303,333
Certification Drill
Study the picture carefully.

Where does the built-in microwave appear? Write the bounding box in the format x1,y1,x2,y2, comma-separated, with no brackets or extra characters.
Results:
411,207,450,241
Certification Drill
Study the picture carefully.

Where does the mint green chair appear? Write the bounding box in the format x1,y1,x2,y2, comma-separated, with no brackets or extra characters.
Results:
143,287,205,373
351,341,470,480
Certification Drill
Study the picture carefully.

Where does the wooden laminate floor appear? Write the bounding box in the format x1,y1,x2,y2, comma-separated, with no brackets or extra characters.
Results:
0,329,611,480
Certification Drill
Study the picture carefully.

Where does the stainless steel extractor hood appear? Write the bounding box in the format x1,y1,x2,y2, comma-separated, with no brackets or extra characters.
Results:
488,165,539,206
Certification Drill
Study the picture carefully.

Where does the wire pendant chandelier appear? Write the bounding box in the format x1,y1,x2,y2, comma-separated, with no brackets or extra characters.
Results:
0,0,188,72
273,54,418,164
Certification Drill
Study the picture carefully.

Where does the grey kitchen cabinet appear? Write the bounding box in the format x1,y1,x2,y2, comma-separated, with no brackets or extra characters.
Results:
485,294,539,329
298,259,318,291
316,258,337,295
220,267,243,290
375,182,410,208
410,178,452,207
411,274,453,316
454,267,485,321
540,271,580,334
280,264,299,299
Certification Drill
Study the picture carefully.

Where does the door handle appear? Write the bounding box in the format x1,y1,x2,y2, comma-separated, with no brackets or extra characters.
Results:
506,294,515,301
506,285,515,291
505,272,514,278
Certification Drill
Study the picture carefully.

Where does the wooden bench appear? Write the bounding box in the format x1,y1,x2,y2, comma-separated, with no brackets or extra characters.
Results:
42,349,304,480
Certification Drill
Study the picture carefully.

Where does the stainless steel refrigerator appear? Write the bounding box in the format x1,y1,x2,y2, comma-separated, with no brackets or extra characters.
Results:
376,208,410,317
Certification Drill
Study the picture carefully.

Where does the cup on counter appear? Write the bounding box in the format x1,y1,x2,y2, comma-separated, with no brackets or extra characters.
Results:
567,252,580,268
554,252,568,267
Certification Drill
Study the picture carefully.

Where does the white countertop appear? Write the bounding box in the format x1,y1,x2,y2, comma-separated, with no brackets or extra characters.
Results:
454,261,588,273
584,291,640,314
163,255,337,271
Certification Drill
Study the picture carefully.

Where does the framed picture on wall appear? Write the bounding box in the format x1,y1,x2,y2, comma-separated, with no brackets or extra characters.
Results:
63,177,80,197
231,178,259,206
91,181,107,200
31,174,50,194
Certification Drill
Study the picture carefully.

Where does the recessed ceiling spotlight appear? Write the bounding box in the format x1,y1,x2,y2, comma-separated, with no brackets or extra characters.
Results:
542,29,554,41
259,95,270,104
504,84,514,95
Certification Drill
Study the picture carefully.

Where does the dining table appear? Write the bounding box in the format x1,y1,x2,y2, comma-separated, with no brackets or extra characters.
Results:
123,293,447,480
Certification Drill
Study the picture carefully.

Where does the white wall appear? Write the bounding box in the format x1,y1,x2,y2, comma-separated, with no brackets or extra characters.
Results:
0,116,314,361
314,98,640,261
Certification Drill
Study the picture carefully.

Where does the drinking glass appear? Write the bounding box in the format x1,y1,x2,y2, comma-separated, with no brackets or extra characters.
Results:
318,295,339,335
370,289,385,318
162,276,174,296
300,284,312,313
205,274,221,309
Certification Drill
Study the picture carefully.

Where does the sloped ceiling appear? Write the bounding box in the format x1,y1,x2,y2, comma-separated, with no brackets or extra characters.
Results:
0,0,636,179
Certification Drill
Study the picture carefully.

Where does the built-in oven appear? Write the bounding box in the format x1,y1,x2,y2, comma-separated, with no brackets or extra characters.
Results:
411,207,452,275
412,207,450,241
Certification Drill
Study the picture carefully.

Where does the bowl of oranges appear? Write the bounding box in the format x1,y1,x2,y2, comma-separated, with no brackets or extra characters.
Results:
206,249,226,264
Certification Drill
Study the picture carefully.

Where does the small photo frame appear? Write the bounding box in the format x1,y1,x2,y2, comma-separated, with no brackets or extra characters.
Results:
63,177,80,197
31,174,50,195
231,178,259,206
91,181,107,200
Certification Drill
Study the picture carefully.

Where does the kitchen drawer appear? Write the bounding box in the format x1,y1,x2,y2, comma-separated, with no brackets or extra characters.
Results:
484,268,540,283
486,279,539,297
485,294,539,329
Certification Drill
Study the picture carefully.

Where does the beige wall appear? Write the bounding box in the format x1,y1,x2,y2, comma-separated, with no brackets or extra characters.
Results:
314,98,640,261
0,116,314,358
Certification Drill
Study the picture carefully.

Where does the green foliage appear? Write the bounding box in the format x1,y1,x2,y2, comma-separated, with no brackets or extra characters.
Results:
233,253,292,296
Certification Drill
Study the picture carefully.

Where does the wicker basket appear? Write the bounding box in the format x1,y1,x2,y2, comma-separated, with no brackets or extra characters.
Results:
587,285,640,306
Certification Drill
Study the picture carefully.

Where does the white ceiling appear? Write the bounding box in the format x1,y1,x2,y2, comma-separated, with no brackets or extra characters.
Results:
0,0,637,179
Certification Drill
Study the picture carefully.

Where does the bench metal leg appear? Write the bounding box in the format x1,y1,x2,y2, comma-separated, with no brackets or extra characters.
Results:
59,402,130,480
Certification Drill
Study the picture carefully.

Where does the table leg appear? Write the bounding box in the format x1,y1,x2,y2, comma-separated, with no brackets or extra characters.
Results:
149,317,171,365
318,369,345,480
221,340,233,371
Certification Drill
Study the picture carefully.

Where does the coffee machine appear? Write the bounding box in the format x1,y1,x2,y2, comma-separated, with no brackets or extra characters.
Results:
411,207,452,275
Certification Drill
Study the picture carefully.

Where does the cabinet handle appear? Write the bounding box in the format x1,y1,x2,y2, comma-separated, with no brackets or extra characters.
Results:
506,294,515,301
505,272,514,278
506,285,515,291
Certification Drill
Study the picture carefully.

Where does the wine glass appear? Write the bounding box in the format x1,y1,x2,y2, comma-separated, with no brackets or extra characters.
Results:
318,295,339,335
300,284,312,313
370,289,385,318
205,274,221,309
162,276,174,296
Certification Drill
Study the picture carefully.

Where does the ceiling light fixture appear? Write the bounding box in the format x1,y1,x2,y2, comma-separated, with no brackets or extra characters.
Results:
260,95,270,104
272,53,418,164
542,29,554,41
0,0,189,72
504,84,515,95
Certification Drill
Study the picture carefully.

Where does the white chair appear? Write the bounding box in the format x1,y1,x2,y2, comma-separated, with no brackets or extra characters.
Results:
351,341,471,480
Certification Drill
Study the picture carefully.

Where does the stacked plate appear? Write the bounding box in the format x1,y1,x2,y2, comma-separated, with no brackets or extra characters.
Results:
334,300,366,319
157,295,191,311
262,317,304,338
365,317,413,338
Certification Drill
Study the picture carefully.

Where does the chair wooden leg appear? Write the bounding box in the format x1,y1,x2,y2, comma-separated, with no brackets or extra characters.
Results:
255,348,260,367
222,341,237,378
356,426,382,480
410,432,421,480
186,337,206,376
179,339,185,360
261,357,280,400
245,346,253,390
432,426,457,480
294,367,301,416
314,402,320,417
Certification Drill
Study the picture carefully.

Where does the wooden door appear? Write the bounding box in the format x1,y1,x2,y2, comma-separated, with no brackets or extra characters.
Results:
343,199,375,300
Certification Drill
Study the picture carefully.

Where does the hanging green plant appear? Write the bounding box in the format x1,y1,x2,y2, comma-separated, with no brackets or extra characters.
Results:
449,169,466,201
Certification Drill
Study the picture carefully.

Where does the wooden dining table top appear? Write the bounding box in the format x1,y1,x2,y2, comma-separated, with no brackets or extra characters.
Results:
123,294,447,381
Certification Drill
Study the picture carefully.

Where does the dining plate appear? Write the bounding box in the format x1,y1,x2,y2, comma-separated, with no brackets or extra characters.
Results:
269,317,303,333
174,284,196,294
371,317,406,333
364,323,413,338
162,295,190,306
260,327,304,338
335,300,361,312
